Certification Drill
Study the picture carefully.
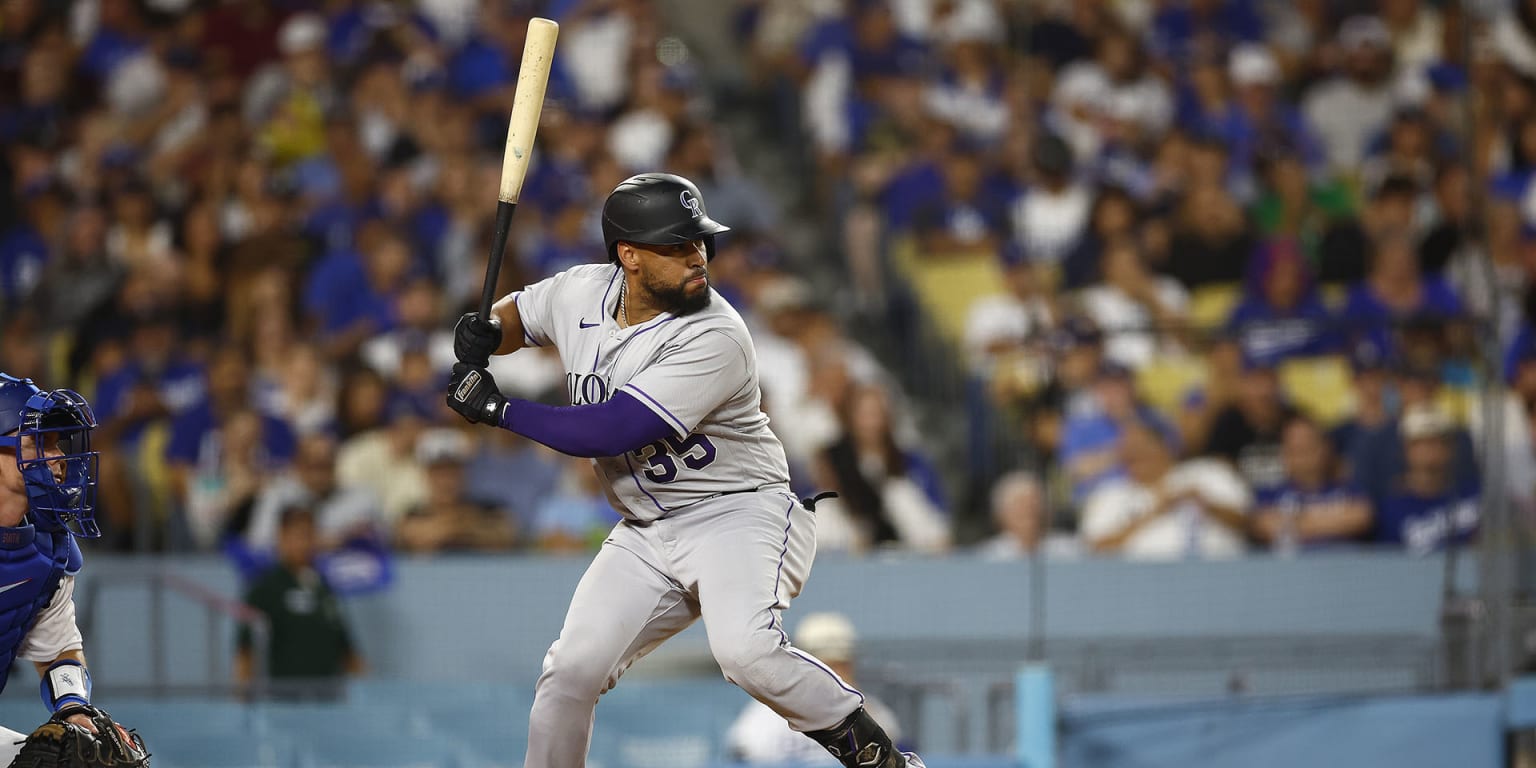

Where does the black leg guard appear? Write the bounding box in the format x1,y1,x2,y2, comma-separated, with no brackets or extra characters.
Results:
805,707,906,768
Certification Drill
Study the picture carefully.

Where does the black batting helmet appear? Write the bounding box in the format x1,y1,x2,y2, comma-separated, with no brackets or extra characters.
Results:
601,173,730,262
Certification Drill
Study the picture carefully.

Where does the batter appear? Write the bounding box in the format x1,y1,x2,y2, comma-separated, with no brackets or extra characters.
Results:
447,173,923,768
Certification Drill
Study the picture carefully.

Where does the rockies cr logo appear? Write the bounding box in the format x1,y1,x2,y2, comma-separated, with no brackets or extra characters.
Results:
680,190,703,218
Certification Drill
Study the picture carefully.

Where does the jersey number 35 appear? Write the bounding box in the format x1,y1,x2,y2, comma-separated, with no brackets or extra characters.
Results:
633,434,717,483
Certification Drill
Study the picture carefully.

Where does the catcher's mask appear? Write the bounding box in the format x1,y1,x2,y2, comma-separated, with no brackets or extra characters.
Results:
0,374,100,538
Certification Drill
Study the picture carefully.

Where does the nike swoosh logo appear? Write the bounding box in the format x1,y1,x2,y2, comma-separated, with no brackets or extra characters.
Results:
0,580,32,595
579,319,600,329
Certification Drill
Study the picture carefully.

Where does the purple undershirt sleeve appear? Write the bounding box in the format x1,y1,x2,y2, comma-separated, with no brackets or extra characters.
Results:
498,391,677,458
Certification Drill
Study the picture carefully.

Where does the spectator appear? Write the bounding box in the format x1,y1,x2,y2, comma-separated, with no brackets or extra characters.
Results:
1165,165,1255,288
914,149,1009,254
993,316,1108,471
1058,362,1174,504
1249,151,1353,258
726,612,904,764
244,13,337,165
395,428,517,555
1052,29,1173,164
462,426,563,528
235,505,364,700
1250,415,1372,553
1201,356,1297,493
815,385,950,554
1302,16,1399,174
1373,405,1479,554
304,224,412,358
1226,238,1338,366
1010,133,1091,267
1329,341,1396,468
1078,237,1189,370
1341,228,1463,357
1319,176,1415,281
975,471,1079,559
1061,186,1138,290
963,245,1055,379
1349,363,1480,513
336,395,429,527
167,349,296,549
530,456,621,553
243,433,384,555
1080,420,1254,560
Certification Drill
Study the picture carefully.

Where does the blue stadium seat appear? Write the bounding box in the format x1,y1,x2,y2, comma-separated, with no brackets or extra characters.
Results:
149,732,297,768
423,703,529,768
589,681,748,768
296,734,466,768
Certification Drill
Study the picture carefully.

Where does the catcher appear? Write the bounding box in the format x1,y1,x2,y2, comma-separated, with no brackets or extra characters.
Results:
0,374,148,768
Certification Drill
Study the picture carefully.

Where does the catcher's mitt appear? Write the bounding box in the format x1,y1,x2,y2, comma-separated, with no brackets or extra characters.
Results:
9,706,148,768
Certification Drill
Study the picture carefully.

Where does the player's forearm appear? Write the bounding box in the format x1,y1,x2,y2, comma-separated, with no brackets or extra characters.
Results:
499,392,675,458
32,649,86,679
490,294,528,356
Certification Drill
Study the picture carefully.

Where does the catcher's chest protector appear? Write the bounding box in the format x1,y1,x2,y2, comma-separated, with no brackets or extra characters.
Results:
0,528,78,694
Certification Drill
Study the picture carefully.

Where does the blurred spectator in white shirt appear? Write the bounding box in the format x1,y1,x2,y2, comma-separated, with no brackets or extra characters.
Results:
963,245,1055,378
975,470,1080,559
1010,133,1092,267
245,433,384,554
727,612,904,764
1303,16,1400,173
1081,421,1254,559
1078,238,1189,370
1051,29,1173,163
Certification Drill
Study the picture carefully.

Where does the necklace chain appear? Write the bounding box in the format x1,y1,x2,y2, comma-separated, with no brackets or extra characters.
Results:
618,276,629,328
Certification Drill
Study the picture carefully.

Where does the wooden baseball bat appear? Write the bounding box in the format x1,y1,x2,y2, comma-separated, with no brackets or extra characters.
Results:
478,17,560,322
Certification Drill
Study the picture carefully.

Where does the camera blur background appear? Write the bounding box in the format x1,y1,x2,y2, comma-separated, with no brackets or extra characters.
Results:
2,0,1536,765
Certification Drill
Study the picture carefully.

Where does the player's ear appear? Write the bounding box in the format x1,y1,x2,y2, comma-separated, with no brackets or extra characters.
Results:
613,243,632,270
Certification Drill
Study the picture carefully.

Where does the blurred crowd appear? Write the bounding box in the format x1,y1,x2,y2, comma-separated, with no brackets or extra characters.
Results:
2,0,1535,564
733,0,1536,558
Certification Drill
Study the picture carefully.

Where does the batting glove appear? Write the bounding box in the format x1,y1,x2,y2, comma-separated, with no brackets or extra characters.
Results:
447,363,507,426
454,313,503,368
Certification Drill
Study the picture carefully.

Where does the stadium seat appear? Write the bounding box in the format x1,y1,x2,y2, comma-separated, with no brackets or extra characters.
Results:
891,238,1004,345
590,681,746,768
296,735,466,768
148,731,297,768
1134,357,1208,418
1277,356,1355,426
1188,283,1242,330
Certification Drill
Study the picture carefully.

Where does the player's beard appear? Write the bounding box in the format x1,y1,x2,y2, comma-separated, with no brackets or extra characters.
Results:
645,270,712,316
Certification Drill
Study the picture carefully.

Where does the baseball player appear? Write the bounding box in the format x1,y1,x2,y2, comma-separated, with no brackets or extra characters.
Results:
0,373,147,767
447,173,924,768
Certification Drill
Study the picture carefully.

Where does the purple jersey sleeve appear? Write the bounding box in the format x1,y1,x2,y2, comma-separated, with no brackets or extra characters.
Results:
500,391,676,458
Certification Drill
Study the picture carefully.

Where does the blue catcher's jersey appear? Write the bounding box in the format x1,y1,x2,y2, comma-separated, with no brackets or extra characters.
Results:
0,526,80,694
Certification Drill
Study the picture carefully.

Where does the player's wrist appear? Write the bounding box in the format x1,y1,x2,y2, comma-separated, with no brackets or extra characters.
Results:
40,659,91,713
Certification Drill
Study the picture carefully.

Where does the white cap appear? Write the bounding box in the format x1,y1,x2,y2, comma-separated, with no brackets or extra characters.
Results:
415,428,472,465
1229,44,1280,87
1400,404,1454,440
755,276,814,316
1338,16,1391,52
279,13,327,56
794,612,857,662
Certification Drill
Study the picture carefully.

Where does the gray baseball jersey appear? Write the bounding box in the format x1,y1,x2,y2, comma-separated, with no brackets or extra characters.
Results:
512,263,792,520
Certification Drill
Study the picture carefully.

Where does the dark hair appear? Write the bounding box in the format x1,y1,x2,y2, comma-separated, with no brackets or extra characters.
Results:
279,504,317,529
1373,174,1420,202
